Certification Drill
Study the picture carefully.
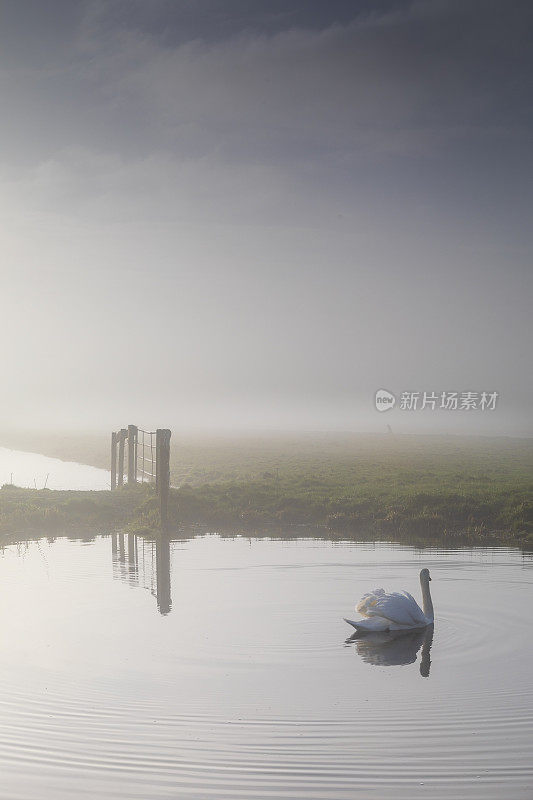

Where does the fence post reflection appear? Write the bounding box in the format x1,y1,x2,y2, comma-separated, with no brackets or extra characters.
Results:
155,535,172,615
111,532,171,615
127,532,138,584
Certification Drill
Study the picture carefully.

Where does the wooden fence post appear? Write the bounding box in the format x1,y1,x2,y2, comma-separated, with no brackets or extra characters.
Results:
117,429,126,487
111,432,117,490
155,433,161,492
157,428,171,528
127,424,138,486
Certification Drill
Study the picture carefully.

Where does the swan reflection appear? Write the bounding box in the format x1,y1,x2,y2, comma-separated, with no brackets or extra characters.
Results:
346,624,434,677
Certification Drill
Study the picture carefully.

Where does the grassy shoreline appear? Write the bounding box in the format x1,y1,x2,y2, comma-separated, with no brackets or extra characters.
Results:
1,431,532,545
0,481,531,546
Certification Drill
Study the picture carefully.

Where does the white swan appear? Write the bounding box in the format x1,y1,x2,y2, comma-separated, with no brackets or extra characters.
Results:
344,568,434,632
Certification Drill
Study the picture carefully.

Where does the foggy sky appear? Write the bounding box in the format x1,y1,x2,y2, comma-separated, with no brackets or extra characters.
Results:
1,0,532,434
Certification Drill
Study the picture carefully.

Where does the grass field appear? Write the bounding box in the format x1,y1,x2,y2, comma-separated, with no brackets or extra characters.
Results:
0,431,532,542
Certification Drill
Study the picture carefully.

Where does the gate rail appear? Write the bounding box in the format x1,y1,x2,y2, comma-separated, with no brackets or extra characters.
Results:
138,428,156,484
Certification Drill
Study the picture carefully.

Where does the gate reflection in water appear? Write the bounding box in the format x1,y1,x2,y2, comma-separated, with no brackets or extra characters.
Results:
111,532,171,615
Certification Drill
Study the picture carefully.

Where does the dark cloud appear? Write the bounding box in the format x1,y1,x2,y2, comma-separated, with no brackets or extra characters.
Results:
81,0,400,44
0,0,531,432
2,1,532,167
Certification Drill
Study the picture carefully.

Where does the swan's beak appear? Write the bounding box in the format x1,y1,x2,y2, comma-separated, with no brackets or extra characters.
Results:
429,576,432,581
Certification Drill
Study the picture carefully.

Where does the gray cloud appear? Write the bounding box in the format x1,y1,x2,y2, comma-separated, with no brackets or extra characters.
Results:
0,0,531,433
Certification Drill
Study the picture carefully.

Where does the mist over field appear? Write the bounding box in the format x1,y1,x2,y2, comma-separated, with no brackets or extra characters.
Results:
1,1,532,435
2,9,533,798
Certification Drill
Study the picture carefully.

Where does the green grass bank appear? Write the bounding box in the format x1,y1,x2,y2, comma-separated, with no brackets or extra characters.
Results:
0,431,532,543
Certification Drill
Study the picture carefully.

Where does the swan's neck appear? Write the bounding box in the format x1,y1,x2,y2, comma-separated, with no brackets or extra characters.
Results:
421,577,434,621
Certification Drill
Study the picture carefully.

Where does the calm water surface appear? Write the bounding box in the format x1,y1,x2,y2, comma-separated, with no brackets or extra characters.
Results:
0,447,110,490
0,533,531,799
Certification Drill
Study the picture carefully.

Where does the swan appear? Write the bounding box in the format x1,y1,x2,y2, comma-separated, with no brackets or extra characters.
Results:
344,568,434,632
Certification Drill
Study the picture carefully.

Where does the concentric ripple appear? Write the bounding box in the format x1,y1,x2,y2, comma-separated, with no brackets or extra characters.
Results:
0,534,531,799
